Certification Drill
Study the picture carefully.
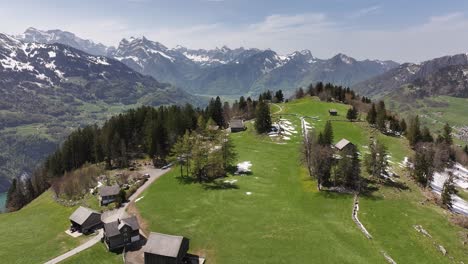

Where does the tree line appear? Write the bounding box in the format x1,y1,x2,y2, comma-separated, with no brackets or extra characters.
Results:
6,90,281,211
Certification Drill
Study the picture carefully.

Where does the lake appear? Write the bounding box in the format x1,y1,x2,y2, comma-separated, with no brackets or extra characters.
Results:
0,192,6,213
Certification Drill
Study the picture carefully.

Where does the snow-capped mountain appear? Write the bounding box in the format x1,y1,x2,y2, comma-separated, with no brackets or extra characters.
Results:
0,32,198,115
110,35,398,95
17,27,114,56
16,28,399,96
0,32,201,192
353,53,468,98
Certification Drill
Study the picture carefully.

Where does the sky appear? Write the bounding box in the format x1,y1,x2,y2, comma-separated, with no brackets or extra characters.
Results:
1,0,468,62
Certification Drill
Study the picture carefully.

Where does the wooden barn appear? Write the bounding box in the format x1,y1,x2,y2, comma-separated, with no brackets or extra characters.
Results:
229,119,246,133
143,232,189,264
99,184,120,206
69,206,102,234
335,138,354,152
103,215,140,250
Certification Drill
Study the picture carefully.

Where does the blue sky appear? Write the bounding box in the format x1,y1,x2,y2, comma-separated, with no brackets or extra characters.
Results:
1,0,468,62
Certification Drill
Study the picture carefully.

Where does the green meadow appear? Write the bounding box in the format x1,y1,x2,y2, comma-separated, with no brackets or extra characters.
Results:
2,97,466,263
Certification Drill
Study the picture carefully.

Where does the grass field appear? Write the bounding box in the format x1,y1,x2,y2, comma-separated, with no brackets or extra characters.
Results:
3,97,466,263
387,95,468,144
0,191,92,264
62,243,122,264
132,97,467,263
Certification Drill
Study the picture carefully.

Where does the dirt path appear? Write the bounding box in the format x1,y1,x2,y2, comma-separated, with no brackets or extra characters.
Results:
272,103,284,115
44,167,170,264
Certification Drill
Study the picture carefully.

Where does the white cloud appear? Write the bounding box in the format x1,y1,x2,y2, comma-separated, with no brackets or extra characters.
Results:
349,5,381,19
1,7,468,63
139,12,468,63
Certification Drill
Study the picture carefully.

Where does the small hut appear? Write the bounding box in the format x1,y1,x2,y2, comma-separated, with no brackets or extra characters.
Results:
329,109,338,116
69,206,102,233
229,119,246,133
143,232,190,264
335,138,354,152
99,184,120,206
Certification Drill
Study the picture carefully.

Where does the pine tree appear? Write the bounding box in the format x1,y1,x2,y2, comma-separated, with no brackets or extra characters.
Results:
421,127,434,142
366,103,377,125
346,106,358,122
376,101,386,131
441,173,456,208
323,121,334,145
400,118,407,134
412,144,435,186
364,140,388,178
295,88,305,99
407,116,422,146
255,100,272,134
208,96,225,128
442,123,453,145
275,90,284,102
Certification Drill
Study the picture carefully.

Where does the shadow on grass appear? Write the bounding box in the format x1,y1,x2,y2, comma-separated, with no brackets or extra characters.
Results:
382,178,409,191
176,174,240,190
176,175,199,185
202,181,239,190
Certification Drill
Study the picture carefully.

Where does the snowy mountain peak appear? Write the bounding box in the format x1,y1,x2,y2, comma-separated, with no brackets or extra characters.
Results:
332,53,356,64
18,27,112,56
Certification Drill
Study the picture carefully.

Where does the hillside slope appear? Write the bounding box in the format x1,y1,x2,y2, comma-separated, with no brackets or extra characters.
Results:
353,53,468,98
126,98,466,264
0,33,200,192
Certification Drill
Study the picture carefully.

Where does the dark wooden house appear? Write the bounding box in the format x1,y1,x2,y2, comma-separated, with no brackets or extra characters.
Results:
229,119,246,133
329,109,338,116
103,215,140,250
335,138,354,152
99,184,120,206
69,206,102,234
143,232,189,264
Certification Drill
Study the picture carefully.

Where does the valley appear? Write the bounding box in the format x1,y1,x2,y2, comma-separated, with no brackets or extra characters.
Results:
1,7,468,263
1,98,466,263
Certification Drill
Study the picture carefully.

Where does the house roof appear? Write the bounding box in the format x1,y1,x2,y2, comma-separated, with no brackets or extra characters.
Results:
143,232,186,258
69,206,100,225
335,139,352,150
230,119,244,129
99,184,120,197
104,215,140,237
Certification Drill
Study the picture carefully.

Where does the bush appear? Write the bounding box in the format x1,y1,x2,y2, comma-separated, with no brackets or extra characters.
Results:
51,164,103,200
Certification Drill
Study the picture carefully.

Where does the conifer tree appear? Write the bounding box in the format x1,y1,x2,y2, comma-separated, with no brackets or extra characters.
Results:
407,116,422,146
442,123,453,145
366,103,377,125
400,118,407,134
364,140,388,178
441,173,456,208
346,106,358,122
412,143,435,186
295,88,305,99
421,127,434,143
275,90,284,102
323,121,334,145
255,99,272,134
376,101,386,131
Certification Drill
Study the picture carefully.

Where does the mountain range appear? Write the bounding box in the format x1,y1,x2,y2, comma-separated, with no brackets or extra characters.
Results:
4,26,468,194
17,28,399,97
0,32,199,192
353,53,468,100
